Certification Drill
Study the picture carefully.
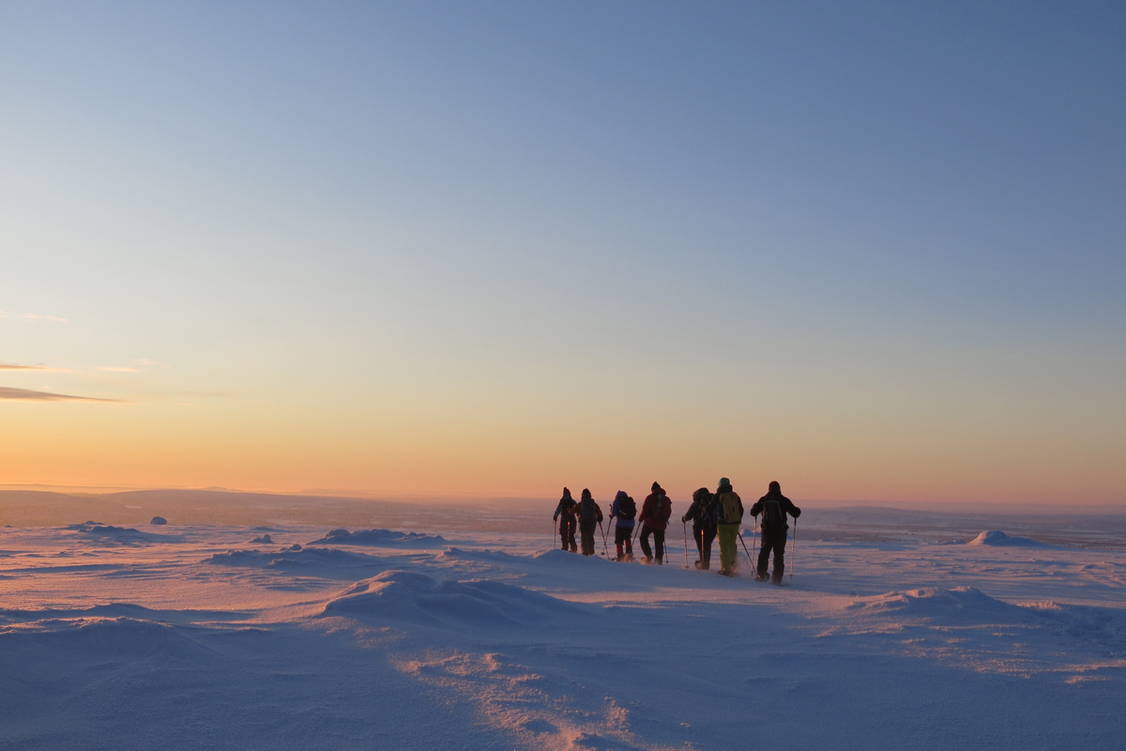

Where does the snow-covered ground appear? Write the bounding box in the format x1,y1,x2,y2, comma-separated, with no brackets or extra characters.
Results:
1,497,1124,750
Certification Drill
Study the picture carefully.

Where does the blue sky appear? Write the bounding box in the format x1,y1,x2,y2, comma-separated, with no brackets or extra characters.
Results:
2,1,1124,502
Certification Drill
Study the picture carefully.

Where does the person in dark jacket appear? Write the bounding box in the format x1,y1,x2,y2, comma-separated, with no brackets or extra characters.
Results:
609,490,637,561
682,487,717,569
576,488,603,556
638,481,672,564
715,477,743,576
750,480,801,584
552,487,578,552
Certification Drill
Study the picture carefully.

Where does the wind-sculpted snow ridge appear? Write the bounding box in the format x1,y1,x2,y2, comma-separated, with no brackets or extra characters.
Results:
64,521,179,544
308,528,448,547
0,603,246,625
322,570,586,628
0,616,214,661
203,547,383,570
967,530,1052,547
846,586,1032,624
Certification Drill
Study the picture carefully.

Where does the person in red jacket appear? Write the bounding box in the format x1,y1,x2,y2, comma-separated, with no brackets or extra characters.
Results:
637,481,672,564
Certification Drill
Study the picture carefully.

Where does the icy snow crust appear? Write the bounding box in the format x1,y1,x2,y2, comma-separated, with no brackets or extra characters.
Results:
1,517,1124,750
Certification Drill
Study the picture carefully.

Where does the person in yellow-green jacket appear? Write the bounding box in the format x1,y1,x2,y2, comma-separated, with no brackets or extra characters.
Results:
714,477,743,576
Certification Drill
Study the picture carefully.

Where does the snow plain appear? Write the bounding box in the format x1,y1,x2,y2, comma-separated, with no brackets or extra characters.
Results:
1,493,1123,750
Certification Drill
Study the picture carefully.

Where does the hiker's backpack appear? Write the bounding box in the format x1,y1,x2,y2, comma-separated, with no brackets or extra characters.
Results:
698,495,719,526
579,498,598,521
657,496,672,523
560,498,577,517
618,496,636,519
763,497,786,528
719,492,743,524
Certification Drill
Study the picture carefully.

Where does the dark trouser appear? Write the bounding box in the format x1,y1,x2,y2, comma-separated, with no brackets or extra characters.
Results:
559,517,577,552
758,526,788,582
639,525,665,563
693,523,717,569
614,525,634,560
579,520,597,556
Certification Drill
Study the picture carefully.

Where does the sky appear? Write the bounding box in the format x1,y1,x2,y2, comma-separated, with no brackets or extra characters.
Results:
2,1,1124,506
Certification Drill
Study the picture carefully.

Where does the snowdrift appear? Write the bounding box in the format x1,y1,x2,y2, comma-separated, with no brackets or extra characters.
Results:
0,602,241,626
322,570,585,628
203,547,383,571
308,528,448,547
967,530,1049,548
846,586,1030,625
64,521,179,544
0,602,160,624
0,616,213,662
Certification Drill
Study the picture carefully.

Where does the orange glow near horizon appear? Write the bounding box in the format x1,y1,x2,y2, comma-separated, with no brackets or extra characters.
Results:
3,395,1122,506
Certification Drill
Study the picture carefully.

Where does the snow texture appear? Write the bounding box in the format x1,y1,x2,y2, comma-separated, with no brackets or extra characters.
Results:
309,527,448,547
1,504,1123,750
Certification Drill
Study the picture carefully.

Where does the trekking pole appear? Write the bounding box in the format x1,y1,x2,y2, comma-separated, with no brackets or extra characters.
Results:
682,522,689,568
791,517,797,581
598,520,609,557
737,531,755,571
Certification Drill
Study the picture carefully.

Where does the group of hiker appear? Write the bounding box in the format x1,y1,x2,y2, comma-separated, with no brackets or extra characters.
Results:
552,478,801,584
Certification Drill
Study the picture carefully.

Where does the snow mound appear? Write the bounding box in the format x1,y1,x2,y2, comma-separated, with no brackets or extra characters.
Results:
848,587,1028,624
250,534,274,544
150,516,167,525
0,602,160,624
0,603,239,626
0,616,211,661
64,521,174,544
203,547,381,570
322,570,584,628
967,530,1049,547
308,528,448,547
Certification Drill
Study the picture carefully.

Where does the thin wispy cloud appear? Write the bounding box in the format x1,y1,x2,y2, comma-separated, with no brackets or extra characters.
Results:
0,362,73,373
0,311,69,324
0,386,121,403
